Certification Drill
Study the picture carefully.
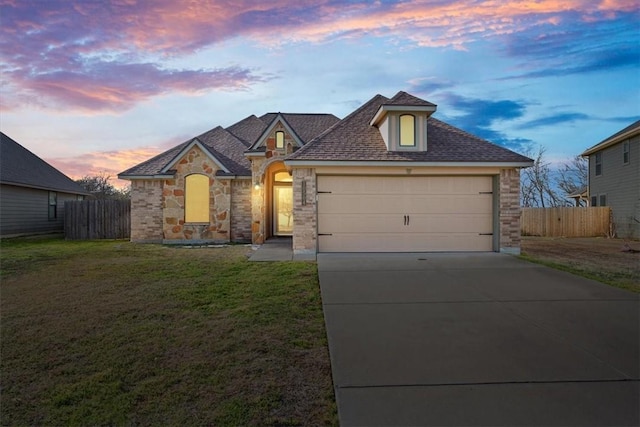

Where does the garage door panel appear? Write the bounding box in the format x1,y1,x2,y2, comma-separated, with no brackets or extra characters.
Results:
319,214,408,233
408,214,493,233
319,233,493,252
319,194,407,214
405,195,493,214
319,213,492,234
316,176,494,253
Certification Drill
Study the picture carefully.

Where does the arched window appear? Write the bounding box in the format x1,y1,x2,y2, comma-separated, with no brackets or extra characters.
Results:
275,131,285,149
185,174,209,223
399,114,416,147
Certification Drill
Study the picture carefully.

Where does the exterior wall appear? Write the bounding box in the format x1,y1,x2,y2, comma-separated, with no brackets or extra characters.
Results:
499,168,522,254
230,179,252,242
162,146,231,242
249,121,297,244
287,165,523,255
250,157,266,244
588,135,640,239
0,184,82,236
292,168,317,255
130,180,163,242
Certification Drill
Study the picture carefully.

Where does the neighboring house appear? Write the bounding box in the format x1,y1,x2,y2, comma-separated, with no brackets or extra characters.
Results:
567,187,589,207
119,91,533,255
0,132,89,236
581,120,640,239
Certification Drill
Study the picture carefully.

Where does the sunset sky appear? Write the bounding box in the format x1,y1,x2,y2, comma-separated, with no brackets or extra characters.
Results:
1,0,638,188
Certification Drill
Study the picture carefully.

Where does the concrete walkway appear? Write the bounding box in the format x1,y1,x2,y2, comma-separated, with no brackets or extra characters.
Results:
249,237,294,261
317,252,639,426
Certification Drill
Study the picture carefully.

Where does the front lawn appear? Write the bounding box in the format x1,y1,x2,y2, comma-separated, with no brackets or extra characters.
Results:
0,237,336,426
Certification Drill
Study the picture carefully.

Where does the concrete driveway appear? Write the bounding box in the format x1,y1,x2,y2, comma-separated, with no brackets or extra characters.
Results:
317,253,639,426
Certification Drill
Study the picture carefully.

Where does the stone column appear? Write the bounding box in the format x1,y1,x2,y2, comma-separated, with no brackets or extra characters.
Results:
499,168,522,254
292,167,317,256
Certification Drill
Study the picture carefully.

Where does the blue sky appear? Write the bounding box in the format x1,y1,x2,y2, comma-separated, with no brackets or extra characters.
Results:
1,0,638,187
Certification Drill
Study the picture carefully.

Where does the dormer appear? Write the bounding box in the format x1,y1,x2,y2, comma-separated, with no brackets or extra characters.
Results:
370,91,437,152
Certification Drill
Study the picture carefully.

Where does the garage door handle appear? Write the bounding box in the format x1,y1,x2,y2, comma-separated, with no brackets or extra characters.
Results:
407,215,410,226
479,233,493,235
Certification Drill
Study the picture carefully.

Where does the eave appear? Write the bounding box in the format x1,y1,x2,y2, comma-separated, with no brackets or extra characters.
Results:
285,160,534,168
581,126,640,156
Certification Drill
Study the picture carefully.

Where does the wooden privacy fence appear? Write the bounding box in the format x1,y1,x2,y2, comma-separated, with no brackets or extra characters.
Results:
521,207,611,237
64,200,130,240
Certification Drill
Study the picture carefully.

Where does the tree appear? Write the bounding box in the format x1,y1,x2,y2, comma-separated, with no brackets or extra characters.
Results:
76,173,130,200
520,146,564,207
556,156,588,206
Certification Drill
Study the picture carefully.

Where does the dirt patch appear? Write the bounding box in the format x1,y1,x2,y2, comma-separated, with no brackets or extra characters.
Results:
521,237,640,290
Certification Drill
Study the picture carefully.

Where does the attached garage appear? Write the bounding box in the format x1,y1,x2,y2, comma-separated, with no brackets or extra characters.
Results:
317,175,495,252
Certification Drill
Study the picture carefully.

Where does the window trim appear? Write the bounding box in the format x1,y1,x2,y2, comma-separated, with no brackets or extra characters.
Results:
623,140,630,165
594,152,602,176
398,114,416,148
275,131,285,149
184,174,210,224
48,191,57,221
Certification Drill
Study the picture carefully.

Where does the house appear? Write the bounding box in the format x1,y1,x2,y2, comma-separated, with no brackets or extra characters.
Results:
581,120,640,239
119,91,533,255
0,132,89,236
567,187,589,207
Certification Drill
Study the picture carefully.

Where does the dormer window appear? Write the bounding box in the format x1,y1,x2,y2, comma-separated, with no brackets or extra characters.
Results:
369,92,437,153
399,114,416,147
276,131,285,149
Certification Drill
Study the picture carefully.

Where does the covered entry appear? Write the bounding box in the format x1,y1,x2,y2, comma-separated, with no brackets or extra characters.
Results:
317,175,495,252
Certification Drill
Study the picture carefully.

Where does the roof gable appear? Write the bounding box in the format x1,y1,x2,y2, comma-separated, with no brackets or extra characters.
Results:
248,114,305,150
370,91,437,127
161,137,231,174
247,113,340,151
119,126,252,178
387,91,437,107
0,132,89,194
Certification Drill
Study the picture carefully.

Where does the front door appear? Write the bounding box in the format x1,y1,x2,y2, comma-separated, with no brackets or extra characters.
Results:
273,185,293,235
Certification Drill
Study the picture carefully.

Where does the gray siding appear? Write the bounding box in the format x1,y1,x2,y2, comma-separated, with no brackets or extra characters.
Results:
0,184,82,236
588,134,640,238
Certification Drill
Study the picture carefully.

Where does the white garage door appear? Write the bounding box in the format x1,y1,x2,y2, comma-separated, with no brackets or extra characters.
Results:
317,175,494,252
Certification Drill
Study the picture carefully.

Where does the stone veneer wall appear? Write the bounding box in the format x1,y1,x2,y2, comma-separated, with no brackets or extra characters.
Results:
162,146,231,242
248,122,296,244
130,180,163,242
250,157,266,244
230,179,252,242
292,168,317,254
499,168,522,254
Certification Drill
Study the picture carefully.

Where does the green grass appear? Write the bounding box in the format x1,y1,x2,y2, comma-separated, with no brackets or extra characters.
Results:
1,237,337,426
519,253,640,293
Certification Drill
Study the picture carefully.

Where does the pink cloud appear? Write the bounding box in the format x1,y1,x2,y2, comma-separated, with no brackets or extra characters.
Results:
46,145,167,189
1,0,636,111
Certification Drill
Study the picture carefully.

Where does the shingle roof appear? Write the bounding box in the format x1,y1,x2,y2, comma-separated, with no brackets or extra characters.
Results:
194,126,252,175
120,112,340,178
279,114,341,144
386,90,437,107
0,132,89,194
226,115,268,147
287,93,532,163
119,126,252,177
251,113,340,147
